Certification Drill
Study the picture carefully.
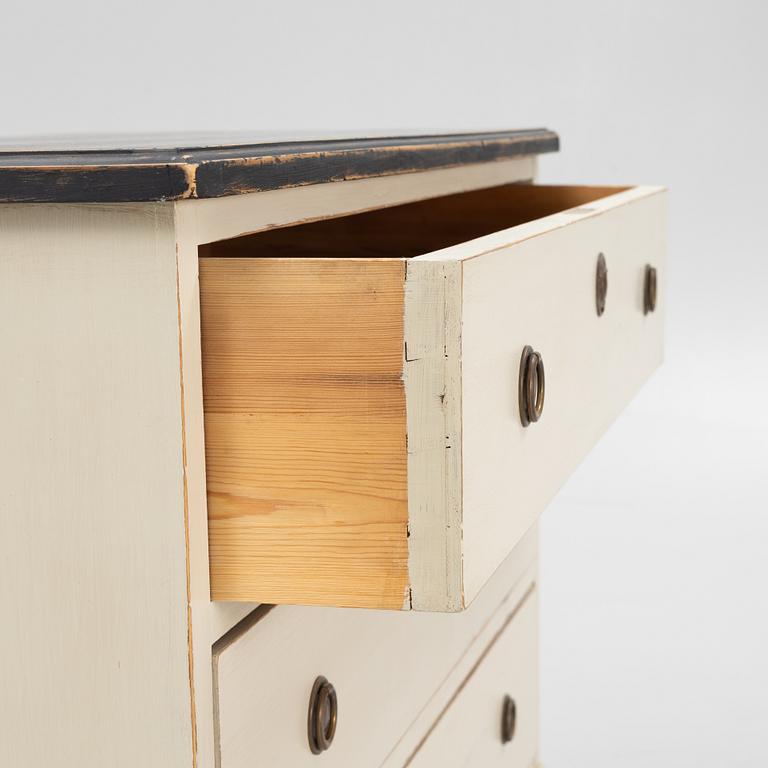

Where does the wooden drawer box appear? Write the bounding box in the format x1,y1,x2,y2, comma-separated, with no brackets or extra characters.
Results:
200,183,666,610
212,528,537,768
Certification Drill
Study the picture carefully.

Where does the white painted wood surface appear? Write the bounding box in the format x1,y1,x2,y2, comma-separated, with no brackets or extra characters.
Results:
0,204,193,768
406,185,667,609
407,587,539,768
172,157,539,767
404,260,463,611
213,526,538,768
459,186,666,603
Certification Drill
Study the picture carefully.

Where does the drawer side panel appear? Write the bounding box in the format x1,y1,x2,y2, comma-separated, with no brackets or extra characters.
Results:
200,257,410,609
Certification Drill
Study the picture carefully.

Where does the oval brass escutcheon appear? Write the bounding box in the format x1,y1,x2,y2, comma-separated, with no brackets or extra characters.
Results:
644,264,657,314
519,345,545,427
501,695,517,744
596,252,608,316
308,676,338,755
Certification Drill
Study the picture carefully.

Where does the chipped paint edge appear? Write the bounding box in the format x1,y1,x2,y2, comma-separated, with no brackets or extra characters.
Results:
404,260,464,611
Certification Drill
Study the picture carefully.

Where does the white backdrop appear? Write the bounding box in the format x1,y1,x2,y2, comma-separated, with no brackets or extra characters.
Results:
3,1,766,765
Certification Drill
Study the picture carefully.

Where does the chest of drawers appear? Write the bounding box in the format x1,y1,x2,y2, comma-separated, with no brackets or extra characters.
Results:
0,129,664,767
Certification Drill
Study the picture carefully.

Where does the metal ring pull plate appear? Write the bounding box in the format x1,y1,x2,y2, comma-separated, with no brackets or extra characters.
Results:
519,345,545,427
308,676,338,754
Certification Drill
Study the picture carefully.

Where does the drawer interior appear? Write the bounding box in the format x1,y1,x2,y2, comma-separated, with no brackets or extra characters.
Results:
198,184,629,258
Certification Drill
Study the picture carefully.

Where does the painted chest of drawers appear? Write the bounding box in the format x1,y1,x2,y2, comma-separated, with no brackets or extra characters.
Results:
0,130,665,767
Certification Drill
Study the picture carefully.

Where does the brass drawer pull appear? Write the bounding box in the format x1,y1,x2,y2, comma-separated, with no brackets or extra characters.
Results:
501,694,517,744
644,264,657,314
596,252,608,316
308,676,338,754
519,345,545,427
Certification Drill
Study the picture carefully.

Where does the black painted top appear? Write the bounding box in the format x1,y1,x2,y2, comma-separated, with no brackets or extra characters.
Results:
0,129,558,203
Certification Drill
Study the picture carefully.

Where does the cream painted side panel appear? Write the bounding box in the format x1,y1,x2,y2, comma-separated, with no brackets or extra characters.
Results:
407,588,539,768
459,188,666,602
214,526,538,768
0,204,193,768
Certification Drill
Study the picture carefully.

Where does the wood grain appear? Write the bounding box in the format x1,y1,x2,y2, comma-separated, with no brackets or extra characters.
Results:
200,257,410,608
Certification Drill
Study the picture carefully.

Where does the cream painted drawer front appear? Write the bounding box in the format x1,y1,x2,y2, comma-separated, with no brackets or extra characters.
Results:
444,185,666,608
408,587,539,768
212,527,537,768
201,183,665,611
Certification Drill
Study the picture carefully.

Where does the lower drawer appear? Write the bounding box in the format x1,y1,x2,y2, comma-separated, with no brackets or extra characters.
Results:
212,525,537,767
407,587,539,768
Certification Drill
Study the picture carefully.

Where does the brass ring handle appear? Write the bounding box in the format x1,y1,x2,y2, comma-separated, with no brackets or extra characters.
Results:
596,252,608,316
501,694,517,744
519,346,545,427
644,264,657,314
308,676,338,754
526,352,545,424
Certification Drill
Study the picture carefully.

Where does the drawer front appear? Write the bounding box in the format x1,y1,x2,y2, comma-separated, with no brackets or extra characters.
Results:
443,185,666,606
213,528,537,768
200,183,665,611
407,586,539,768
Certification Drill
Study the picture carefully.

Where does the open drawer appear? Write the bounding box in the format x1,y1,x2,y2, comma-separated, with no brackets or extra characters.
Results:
199,183,666,610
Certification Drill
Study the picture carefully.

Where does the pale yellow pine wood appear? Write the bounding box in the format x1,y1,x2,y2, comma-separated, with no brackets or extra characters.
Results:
200,257,410,608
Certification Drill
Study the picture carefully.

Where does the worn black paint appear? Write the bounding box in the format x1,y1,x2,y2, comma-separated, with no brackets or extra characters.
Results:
0,165,190,203
0,130,559,203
